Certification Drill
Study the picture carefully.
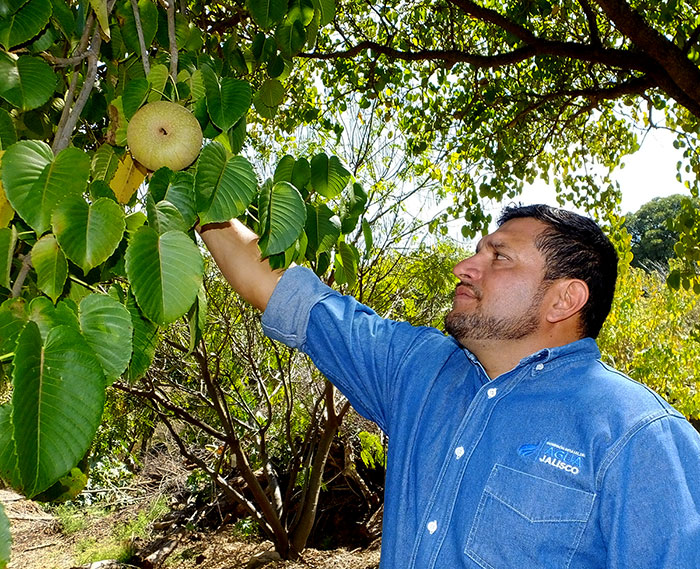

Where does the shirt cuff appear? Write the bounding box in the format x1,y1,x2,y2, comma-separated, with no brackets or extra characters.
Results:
261,266,335,349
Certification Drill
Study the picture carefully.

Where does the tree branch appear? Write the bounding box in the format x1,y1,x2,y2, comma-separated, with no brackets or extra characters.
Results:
578,0,601,47
131,0,151,76
11,254,32,298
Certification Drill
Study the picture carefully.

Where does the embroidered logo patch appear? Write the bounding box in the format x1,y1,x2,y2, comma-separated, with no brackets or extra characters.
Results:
518,441,585,475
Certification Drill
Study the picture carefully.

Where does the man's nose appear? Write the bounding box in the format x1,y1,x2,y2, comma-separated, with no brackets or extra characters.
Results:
453,255,481,281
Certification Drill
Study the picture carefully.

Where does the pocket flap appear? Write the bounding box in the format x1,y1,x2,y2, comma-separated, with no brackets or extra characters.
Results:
485,464,595,523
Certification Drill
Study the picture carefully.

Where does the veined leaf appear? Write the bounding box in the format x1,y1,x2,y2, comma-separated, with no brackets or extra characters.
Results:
195,142,257,224
0,0,30,18
52,196,126,274
246,0,286,30
88,0,110,39
0,53,56,110
200,65,252,132
310,153,350,198
0,226,15,289
27,296,79,341
146,64,169,102
119,0,158,55
0,0,52,49
0,503,9,567
273,155,295,184
125,290,158,382
258,181,306,257
0,403,20,492
275,17,306,57
311,0,335,26
2,142,90,235
333,241,359,288
0,109,17,150
0,297,26,359
31,234,67,302
305,203,341,256
124,227,203,326
146,196,188,234
91,144,121,183
79,293,133,384
11,321,105,498
110,152,147,204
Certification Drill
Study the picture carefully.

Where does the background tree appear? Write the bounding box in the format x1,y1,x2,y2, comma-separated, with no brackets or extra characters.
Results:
625,194,700,270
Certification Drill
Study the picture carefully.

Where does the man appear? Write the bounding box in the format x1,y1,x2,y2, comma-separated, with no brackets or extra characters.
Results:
200,204,700,568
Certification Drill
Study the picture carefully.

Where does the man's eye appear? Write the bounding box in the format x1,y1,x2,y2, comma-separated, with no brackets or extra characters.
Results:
495,252,508,260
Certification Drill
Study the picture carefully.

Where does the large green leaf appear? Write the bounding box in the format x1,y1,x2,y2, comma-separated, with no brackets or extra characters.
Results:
12,321,105,498
311,0,335,26
200,65,252,132
0,501,9,569
275,17,306,57
258,78,285,107
125,290,158,382
146,196,188,234
2,142,90,235
258,181,306,257
124,227,203,326
0,0,52,49
91,144,121,183
0,53,56,110
273,154,295,183
333,241,359,288
0,403,20,490
31,234,67,302
79,293,133,384
52,196,125,273
305,203,341,256
310,153,351,198
119,0,158,55
27,296,79,340
195,143,257,224
0,297,26,357
0,226,15,289
0,0,30,18
158,171,197,228
0,108,17,150
246,0,286,29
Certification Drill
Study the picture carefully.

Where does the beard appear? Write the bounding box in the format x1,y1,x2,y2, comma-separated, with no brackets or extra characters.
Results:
444,282,548,342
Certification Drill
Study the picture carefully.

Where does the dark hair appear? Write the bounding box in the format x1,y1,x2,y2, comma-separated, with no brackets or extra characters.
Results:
498,204,618,338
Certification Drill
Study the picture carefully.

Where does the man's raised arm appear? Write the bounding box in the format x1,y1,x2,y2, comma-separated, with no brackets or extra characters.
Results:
198,219,285,312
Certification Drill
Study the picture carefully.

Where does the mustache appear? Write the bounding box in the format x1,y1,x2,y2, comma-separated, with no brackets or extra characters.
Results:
455,281,482,300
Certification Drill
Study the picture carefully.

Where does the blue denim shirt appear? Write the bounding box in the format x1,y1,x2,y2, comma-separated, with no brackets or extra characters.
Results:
262,267,700,569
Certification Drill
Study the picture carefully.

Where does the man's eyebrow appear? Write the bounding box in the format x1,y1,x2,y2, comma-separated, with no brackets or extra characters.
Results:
476,239,511,253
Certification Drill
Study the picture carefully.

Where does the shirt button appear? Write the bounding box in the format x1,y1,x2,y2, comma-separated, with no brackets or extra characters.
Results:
455,446,465,459
535,363,545,371
427,520,438,534
487,387,498,398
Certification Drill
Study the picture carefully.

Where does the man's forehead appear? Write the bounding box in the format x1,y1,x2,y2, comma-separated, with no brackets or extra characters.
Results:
478,217,547,250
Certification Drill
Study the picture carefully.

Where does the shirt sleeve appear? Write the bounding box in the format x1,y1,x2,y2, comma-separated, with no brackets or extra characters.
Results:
597,411,700,567
261,266,443,433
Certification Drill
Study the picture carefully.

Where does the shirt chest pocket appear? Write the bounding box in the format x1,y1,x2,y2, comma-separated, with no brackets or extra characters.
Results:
465,464,595,569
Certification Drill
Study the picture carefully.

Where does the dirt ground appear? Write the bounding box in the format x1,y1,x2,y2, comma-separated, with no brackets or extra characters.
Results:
2,488,381,569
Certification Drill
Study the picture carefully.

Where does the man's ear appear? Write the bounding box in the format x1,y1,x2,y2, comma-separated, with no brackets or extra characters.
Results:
546,279,589,324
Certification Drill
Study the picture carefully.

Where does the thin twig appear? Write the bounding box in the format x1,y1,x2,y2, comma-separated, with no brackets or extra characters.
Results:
131,0,151,76
166,0,178,83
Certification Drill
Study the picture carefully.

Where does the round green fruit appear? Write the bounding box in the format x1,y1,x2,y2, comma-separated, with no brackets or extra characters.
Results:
126,101,203,171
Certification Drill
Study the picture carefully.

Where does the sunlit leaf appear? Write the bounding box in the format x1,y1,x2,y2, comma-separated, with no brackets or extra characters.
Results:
0,0,52,49
125,290,158,382
246,0,286,29
124,227,203,325
200,65,252,132
0,226,15,289
11,321,105,497
2,142,90,235
31,234,67,302
79,293,133,384
52,196,126,273
310,153,350,198
258,181,306,256
305,203,340,256
0,109,17,150
195,142,257,224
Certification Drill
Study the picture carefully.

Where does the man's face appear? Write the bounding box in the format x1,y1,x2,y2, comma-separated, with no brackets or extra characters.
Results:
445,217,551,344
